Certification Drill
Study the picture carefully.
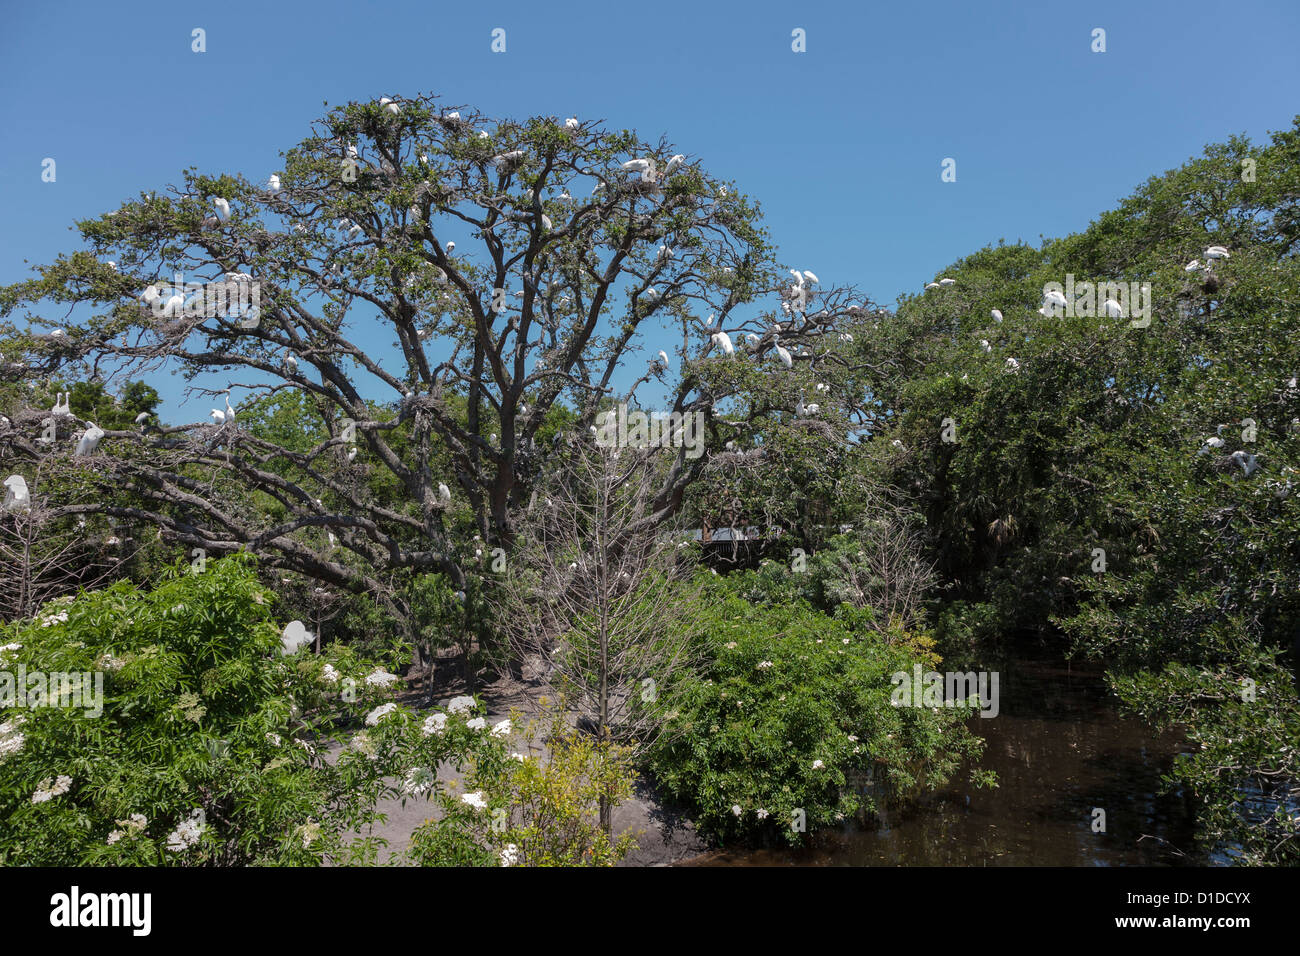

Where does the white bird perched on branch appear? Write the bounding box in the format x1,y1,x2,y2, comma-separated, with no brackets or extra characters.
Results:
3,475,30,512
74,421,105,456
438,482,452,504
1043,289,1068,309
664,154,686,176
1005,357,1021,372
348,447,358,462
1103,298,1124,318
991,309,1003,322
213,198,230,221
267,174,281,193
51,392,72,419
1205,245,1230,259
379,97,400,115
925,282,940,290
656,349,670,369
564,116,579,130
773,334,792,368
1185,259,1202,272
1197,435,1224,456
284,351,298,372
938,277,956,286
134,411,151,425
980,339,991,353
711,331,735,357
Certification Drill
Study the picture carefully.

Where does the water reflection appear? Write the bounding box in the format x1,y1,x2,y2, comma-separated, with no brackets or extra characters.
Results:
690,641,1207,866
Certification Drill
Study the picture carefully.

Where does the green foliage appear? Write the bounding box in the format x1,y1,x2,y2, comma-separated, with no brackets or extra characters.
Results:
644,586,983,845
404,700,638,867
0,554,419,865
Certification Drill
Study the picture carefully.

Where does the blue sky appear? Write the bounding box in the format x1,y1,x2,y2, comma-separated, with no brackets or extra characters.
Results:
2,0,1298,417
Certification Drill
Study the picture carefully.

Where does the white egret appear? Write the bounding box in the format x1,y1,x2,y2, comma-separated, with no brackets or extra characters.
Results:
541,214,553,230
1197,436,1224,456
210,408,227,425
267,174,281,192
140,285,161,306
773,334,793,368
284,352,299,371
444,111,460,121
564,117,579,129
280,620,313,656
1043,290,1069,309
213,197,230,221
938,277,956,286
74,421,105,457
446,241,456,253
803,270,820,285
891,439,905,450
980,339,991,353
1205,246,1230,259
51,393,72,419
664,154,686,176
1184,259,1201,272
347,447,358,462
924,282,940,290
3,475,31,512
438,482,452,504
50,328,66,338
347,224,362,239
1103,299,1124,318
746,333,761,347
134,412,151,425
711,331,735,358
657,349,670,368
379,97,400,115
991,309,1003,322
1005,357,1021,372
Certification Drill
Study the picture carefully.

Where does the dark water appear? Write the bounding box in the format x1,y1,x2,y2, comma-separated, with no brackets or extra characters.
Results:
694,642,1208,866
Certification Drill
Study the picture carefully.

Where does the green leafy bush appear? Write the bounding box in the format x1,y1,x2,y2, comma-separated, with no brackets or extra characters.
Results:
0,554,426,865
644,588,984,844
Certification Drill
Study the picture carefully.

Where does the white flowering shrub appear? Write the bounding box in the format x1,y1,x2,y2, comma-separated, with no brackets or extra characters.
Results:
403,700,637,867
0,554,426,865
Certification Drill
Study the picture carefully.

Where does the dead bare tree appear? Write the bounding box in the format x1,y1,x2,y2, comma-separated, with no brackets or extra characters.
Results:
824,500,936,631
498,440,704,832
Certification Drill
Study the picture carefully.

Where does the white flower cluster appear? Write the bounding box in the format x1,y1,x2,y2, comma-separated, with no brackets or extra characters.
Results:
165,810,206,852
365,669,398,688
321,663,340,684
422,712,448,736
446,695,475,714
31,775,73,803
499,843,519,866
38,610,69,628
107,813,148,845
466,717,487,731
402,767,436,797
0,716,24,762
460,790,487,810
0,642,21,661
490,718,511,739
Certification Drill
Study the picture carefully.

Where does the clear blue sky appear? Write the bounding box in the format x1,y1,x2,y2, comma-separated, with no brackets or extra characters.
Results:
2,0,1298,417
